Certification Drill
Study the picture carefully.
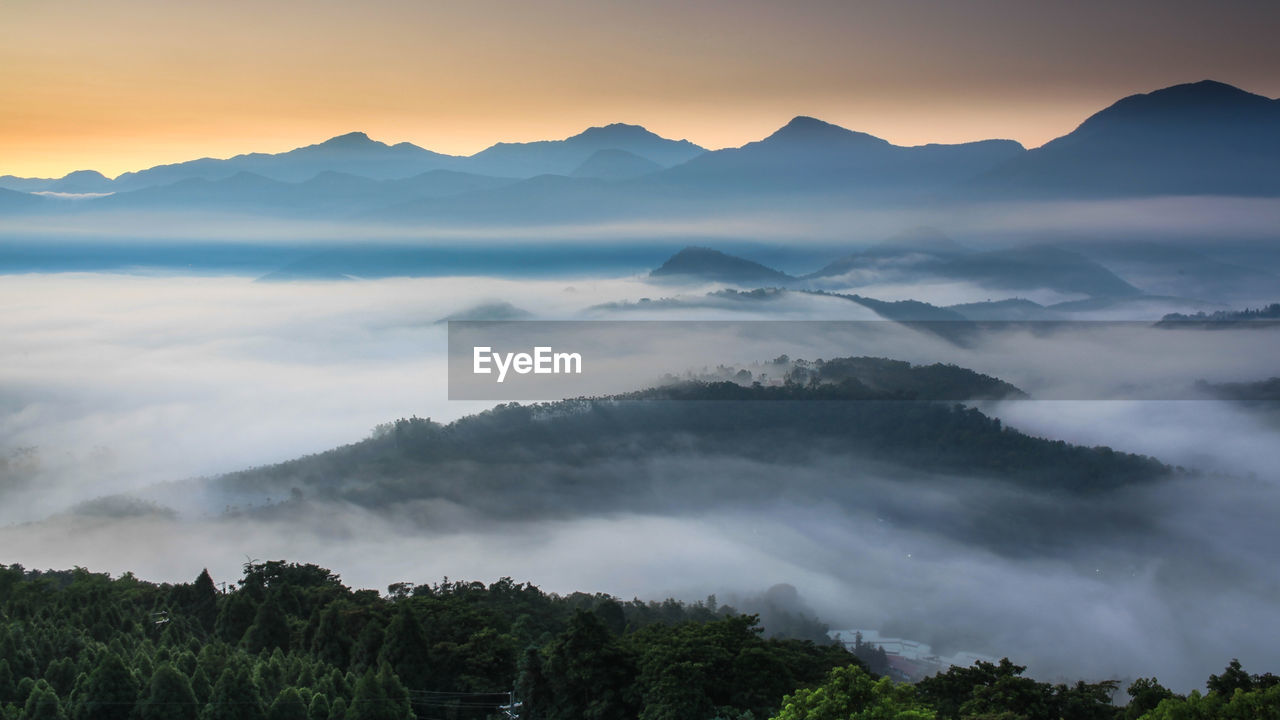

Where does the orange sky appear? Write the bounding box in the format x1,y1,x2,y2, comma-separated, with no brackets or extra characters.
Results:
3,0,1278,179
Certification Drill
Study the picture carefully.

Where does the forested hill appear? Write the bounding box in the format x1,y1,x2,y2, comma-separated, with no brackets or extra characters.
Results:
1,561,1273,720
0,560,855,720
216,358,1166,518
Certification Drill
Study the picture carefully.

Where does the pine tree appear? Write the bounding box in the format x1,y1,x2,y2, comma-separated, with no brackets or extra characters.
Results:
348,621,384,676
140,663,199,720
193,570,221,635
306,694,330,720
23,681,66,720
349,667,412,720
80,652,138,720
191,666,213,705
376,605,430,692
201,657,265,720
254,652,287,705
266,687,309,720
243,595,291,654
310,603,352,670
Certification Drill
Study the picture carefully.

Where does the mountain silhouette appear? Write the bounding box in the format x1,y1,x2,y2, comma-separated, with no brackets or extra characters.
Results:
108,133,462,190
2,79,1278,220
464,122,705,177
48,169,112,194
650,247,795,284
662,115,1023,196
978,80,1280,197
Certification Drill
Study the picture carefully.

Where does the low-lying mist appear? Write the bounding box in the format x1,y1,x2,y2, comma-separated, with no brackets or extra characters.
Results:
2,271,1279,695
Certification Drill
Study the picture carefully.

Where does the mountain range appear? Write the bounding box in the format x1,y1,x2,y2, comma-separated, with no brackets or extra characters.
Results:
2,80,1278,222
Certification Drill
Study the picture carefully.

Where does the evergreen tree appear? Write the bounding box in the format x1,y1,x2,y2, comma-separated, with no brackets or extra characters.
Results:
306,694,330,720
23,681,66,720
254,652,287,706
349,622,384,676
349,667,412,720
376,605,429,692
191,666,214,705
80,652,138,720
140,663,199,720
243,595,291,655
215,593,258,647
202,657,264,720
41,659,77,699
540,611,637,720
193,570,221,635
311,604,352,671
267,688,309,720
374,667,412,720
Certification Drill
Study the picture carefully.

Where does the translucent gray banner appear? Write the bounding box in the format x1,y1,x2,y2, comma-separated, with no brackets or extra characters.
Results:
447,320,1280,401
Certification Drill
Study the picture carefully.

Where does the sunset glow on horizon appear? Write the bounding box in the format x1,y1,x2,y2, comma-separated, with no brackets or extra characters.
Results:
3,0,1278,178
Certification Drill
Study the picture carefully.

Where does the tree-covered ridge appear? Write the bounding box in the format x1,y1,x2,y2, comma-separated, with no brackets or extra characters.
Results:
644,356,1027,401
0,561,854,720
218,367,1165,516
777,658,1280,720
1158,303,1280,325
2,562,1274,720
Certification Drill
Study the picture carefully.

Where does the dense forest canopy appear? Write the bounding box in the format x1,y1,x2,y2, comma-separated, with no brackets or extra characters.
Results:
0,561,1272,720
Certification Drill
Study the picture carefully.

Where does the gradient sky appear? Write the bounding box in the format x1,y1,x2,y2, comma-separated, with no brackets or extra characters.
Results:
3,0,1278,178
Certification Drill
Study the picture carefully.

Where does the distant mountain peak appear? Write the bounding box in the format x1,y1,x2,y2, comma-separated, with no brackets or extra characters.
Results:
1147,79,1262,101
570,122,699,149
575,122,654,138
62,169,108,181
314,131,385,150
1079,79,1275,128
761,116,889,147
782,116,833,131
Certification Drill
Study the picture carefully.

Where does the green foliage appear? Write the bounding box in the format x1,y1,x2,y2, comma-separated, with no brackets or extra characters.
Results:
1125,678,1179,720
349,667,412,720
23,680,66,720
4,559,1276,720
769,664,934,720
202,656,264,720
539,611,638,720
375,605,429,693
915,658,1117,720
140,663,199,720
306,693,329,720
1133,660,1280,719
267,687,309,720
80,652,137,720
243,596,291,655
